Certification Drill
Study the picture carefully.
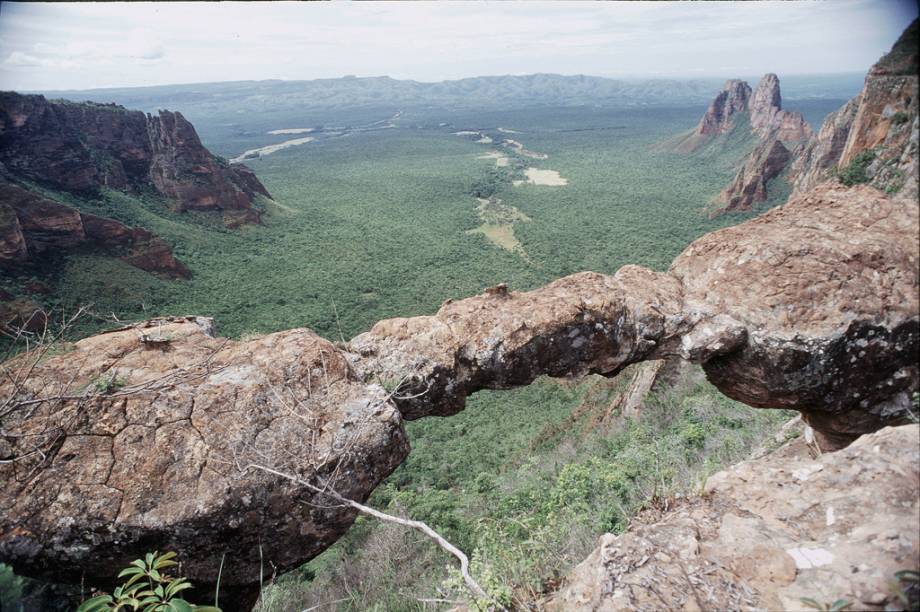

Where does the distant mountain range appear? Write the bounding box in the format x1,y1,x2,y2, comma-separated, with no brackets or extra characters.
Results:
35,72,865,115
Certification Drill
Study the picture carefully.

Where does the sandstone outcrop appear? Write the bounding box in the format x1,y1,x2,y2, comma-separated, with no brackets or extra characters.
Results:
716,138,791,214
698,79,752,136
549,424,920,611
0,181,189,279
707,74,812,213
0,93,270,227
793,19,919,200
749,73,812,142
0,317,408,608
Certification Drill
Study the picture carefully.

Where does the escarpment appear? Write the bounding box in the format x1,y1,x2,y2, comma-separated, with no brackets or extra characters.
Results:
708,18,919,215
0,180,189,278
793,18,919,200
0,92,270,226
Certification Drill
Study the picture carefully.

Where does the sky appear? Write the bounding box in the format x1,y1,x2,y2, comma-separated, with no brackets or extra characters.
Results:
0,0,916,92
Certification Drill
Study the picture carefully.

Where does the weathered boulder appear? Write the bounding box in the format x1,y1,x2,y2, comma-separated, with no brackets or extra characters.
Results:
0,317,408,605
0,93,270,227
0,181,190,279
673,183,918,447
548,424,920,611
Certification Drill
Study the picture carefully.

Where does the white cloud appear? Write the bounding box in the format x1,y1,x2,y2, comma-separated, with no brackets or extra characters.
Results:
0,0,915,91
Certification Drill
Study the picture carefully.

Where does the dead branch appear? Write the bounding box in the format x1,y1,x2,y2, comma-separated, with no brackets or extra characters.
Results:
243,462,493,606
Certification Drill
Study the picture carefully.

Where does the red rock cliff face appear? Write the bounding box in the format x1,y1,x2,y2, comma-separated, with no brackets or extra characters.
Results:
703,74,812,214
0,92,270,227
792,19,918,200
698,79,752,136
0,181,189,279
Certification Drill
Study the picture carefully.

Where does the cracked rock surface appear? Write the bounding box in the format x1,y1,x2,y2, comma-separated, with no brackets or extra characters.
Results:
0,317,408,592
547,424,920,611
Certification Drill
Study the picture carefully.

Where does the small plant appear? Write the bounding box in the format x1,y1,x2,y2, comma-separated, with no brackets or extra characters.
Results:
93,374,128,394
891,111,910,125
835,150,876,186
888,569,920,609
77,551,221,612
800,597,851,611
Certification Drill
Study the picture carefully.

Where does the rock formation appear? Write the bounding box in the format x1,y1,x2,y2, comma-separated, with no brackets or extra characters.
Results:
0,317,408,608
549,424,920,611
793,19,919,200
0,180,189,279
671,73,812,212
707,74,812,214
748,73,812,142
0,92,270,227
717,138,791,213
0,19,916,611
698,79,752,136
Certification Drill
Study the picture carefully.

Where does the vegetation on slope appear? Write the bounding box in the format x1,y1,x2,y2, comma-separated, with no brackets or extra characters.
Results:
261,366,794,610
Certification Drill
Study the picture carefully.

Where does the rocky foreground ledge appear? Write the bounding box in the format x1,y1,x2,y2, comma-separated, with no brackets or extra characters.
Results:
549,424,920,611
0,178,916,603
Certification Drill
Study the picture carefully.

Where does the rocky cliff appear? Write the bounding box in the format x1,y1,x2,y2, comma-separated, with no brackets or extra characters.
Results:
715,20,918,214
0,92,270,227
708,74,812,214
793,18,919,200
697,79,752,136
0,180,189,278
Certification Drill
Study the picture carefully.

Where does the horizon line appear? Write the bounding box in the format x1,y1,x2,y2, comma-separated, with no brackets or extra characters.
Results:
29,70,867,95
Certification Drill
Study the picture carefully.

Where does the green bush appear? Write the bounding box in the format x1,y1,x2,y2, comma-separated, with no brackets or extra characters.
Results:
836,150,876,186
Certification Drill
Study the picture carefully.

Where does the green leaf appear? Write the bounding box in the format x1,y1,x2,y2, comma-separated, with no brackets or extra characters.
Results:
192,607,223,612
119,566,145,578
154,552,178,569
145,552,155,568
76,595,115,612
800,598,822,611
165,580,193,598
829,600,851,612
124,572,146,588
168,600,195,612
149,568,163,582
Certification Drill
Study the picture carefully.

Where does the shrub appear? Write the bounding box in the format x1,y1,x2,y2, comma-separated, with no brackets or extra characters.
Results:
836,150,876,186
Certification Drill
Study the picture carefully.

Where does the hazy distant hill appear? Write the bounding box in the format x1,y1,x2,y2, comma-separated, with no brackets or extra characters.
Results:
38,72,865,116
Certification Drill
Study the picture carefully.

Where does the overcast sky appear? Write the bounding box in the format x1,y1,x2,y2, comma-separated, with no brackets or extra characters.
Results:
0,0,916,91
